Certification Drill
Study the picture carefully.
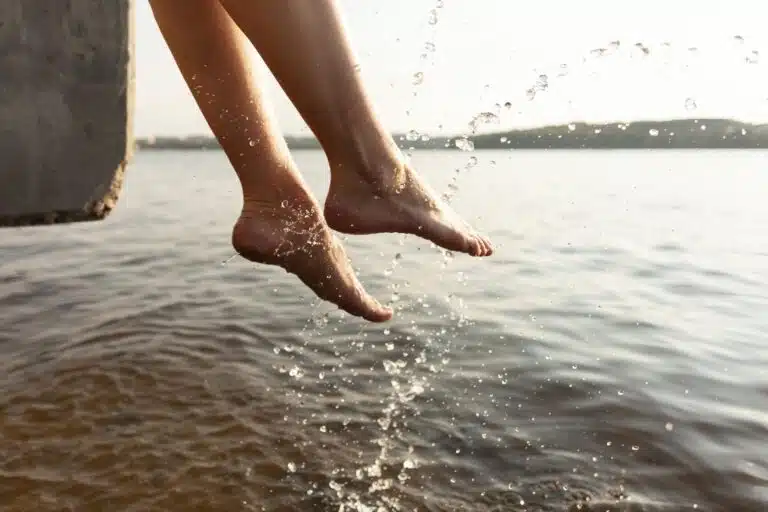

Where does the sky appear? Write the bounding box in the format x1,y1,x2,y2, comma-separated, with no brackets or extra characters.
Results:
134,0,768,137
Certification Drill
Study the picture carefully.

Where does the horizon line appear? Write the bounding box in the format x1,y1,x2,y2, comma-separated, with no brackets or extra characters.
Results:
135,116,767,140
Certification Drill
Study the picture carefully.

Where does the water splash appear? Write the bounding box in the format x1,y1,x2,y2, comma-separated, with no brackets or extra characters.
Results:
220,253,238,266
525,74,549,101
311,3,483,509
468,112,500,133
453,137,474,151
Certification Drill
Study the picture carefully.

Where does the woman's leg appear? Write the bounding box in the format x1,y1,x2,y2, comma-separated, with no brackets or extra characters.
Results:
217,0,493,257
148,0,391,322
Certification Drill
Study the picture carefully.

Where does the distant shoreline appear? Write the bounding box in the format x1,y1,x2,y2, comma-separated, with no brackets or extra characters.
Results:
135,118,768,151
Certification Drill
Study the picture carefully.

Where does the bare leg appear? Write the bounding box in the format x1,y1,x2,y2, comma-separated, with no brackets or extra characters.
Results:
217,0,493,257
149,0,391,322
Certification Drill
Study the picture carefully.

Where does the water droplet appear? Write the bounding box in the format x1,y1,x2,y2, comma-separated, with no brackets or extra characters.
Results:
468,112,500,132
287,462,297,473
526,74,549,100
685,97,697,111
383,360,400,375
665,422,674,432
424,41,436,53
319,425,327,433
631,445,640,451
406,129,420,141
412,71,424,85
288,366,304,379
649,128,659,137
454,137,474,151
568,123,577,132
280,200,289,208
427,9,438,25
248,139,256,147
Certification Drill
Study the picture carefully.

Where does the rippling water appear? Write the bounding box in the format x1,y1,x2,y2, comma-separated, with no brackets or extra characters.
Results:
1,149,767,511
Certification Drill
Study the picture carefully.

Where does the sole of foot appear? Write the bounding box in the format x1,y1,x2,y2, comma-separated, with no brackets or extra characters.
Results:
231,201,392,323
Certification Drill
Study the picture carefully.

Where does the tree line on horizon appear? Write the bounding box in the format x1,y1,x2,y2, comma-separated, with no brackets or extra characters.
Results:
135,118,768,151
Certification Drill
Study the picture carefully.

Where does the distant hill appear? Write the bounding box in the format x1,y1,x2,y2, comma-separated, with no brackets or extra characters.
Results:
462,119,768,149
135,119,768,151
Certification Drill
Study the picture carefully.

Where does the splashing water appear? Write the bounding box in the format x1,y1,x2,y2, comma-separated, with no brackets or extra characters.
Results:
453,137,474,151
468,112,500,133
324,3,486,510
525,74,549,101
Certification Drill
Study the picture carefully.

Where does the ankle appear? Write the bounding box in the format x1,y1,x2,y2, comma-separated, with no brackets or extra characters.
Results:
323,120,401,169
240,174,317,213
328,144,407,192
241,194,319,218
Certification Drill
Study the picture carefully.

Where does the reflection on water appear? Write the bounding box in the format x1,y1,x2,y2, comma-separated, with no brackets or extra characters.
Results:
1,150,767,511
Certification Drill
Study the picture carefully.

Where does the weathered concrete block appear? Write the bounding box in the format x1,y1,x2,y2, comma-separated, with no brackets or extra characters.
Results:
0,0,134,227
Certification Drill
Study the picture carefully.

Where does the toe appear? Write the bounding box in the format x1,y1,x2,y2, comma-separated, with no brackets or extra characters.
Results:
468,236,484,257
479,235,493,256
471,234,490,257
364,302,393,322
354,294,392,322
340,285,393,323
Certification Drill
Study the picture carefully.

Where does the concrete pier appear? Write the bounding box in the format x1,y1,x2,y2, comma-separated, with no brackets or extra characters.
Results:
0,0,134,227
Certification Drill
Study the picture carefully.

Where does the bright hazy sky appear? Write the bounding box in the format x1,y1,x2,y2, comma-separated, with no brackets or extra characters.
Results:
135,0,767,137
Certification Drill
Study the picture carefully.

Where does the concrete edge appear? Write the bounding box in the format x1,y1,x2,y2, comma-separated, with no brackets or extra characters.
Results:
0,158,128,228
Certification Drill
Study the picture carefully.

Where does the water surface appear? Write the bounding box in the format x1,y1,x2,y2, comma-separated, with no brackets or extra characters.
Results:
1,149,767,511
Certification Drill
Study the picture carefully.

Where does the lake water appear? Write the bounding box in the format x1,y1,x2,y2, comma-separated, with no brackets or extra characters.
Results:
1,149,767,512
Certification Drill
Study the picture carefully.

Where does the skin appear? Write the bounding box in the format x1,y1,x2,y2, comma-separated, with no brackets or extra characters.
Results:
149,0,492,322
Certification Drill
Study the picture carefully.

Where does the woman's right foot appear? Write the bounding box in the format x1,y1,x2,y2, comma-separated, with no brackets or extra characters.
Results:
324,156,493,257
232,198,392,322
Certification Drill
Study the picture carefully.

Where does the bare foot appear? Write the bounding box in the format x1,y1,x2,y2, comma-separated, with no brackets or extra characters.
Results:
324,159,493,257
232,198,392,322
